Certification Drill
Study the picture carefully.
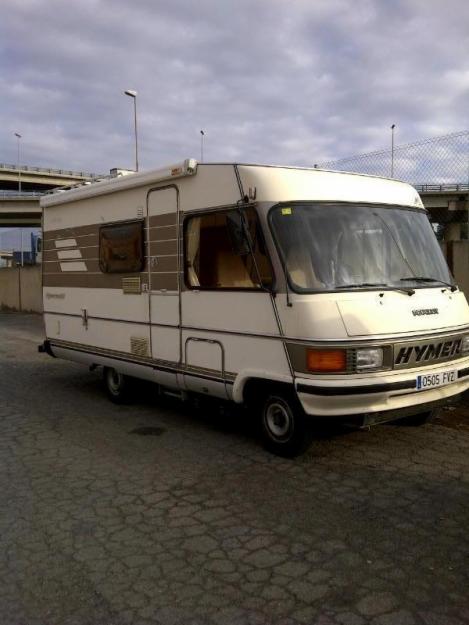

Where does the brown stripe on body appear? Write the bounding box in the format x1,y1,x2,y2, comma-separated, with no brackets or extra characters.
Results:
149,241,177,256
43,233,99,251
43,259,100,274
44,259,149,275
44,271,190,292
43,272,150,289
43,245,99,262
150,256,178,273
44,215,175,241
43,223,100,239
148,213,176,228
44,216,177,247
148,225,177,240
150,273,178,290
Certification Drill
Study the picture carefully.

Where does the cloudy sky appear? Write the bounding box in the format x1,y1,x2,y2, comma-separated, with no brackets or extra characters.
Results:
1,0,468,175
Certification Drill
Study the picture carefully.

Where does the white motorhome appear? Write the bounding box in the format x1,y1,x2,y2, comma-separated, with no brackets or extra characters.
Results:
39,160,469,455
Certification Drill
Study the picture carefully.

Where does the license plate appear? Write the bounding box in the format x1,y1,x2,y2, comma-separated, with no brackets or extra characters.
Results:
416,370,457,390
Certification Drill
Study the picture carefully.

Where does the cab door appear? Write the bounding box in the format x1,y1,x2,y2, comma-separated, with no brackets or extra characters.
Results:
180,206,287,399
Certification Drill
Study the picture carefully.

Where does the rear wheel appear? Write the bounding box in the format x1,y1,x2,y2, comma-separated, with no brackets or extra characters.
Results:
104,367,134,404
260,392,311,457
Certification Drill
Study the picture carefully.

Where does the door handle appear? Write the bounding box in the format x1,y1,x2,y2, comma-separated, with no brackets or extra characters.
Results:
81,308,88,329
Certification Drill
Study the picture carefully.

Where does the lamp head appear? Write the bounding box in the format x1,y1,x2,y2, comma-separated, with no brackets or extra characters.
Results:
124,90,137,98
14,133,22,138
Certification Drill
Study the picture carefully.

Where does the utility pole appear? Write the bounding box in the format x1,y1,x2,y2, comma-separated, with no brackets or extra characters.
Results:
200,130,205,162
14,132,22,193
391,124,396,178
124,90,139,171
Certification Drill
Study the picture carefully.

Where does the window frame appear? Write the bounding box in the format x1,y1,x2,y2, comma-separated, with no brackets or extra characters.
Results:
182,205,275,292
98,218,145,275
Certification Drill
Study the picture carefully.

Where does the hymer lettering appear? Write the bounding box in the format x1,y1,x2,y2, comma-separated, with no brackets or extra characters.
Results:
395,346,413,365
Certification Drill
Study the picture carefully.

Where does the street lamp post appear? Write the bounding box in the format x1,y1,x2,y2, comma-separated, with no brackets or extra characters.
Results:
200,130,205,162
391,124,396,178
14,132,23,266
14,132,22,193
124,90,139,172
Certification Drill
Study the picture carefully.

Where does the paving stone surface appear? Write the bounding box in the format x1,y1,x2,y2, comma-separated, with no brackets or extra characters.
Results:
1,312,469,625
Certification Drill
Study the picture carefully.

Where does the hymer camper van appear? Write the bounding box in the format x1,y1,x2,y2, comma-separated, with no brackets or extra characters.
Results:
39,160,469,456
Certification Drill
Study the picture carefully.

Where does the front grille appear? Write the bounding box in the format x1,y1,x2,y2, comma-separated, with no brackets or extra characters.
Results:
393,333,465,369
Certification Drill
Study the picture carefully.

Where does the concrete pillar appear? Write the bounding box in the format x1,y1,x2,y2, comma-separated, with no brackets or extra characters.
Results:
444,222,461,241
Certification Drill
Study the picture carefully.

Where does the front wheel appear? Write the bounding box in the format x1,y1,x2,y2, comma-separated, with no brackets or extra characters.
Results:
103,367,134,404
260,392,311,457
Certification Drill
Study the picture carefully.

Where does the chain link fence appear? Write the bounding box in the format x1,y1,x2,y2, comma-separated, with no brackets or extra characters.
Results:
318,130,469,241
318,130,469,187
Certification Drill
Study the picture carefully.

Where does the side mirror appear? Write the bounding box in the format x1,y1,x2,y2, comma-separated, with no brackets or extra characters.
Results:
226,211,251,256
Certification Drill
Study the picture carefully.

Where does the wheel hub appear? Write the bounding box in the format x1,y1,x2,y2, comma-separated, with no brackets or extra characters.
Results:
265,401,291,439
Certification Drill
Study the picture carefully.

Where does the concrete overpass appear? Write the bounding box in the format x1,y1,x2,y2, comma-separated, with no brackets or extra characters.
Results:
0,193,43,227
414,183,469,240
414,184,469,207
0,163,100,192
0,163,102,227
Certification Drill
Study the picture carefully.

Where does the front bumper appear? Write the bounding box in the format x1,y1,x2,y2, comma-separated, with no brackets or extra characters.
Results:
295,360,469,417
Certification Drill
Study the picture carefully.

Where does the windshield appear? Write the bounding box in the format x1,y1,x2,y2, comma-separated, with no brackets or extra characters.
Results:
270,203,454,292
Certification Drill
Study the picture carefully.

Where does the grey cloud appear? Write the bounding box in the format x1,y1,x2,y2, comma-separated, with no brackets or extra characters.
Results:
1,0,468,175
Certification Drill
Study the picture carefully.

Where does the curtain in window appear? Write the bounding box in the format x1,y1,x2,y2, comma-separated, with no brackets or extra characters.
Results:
186,217,201,286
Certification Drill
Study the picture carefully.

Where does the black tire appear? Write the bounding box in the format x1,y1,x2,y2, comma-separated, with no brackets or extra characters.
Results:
260,391,311,457
103,367,134,404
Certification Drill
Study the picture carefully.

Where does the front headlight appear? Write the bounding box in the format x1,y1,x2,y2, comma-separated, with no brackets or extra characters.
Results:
462,336,469,354
356,347,383,371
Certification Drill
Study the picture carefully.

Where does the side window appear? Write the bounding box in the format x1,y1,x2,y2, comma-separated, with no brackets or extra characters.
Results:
99,221,144,274
184,207,273,289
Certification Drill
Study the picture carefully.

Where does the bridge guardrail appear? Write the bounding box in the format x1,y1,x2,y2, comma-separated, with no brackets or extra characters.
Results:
0,163,99,178
414,183,469,193
0,191,43,199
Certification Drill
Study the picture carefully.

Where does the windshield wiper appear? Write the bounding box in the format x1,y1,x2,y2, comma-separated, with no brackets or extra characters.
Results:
336,283,388,288
400,276,457,292
336,282,415,295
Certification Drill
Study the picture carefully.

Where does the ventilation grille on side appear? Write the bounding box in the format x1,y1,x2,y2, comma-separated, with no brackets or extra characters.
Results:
130,337,149,357
122,277,141,294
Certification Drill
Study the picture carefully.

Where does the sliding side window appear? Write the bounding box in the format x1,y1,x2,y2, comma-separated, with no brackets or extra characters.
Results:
184,207,273,289
99,221,144,273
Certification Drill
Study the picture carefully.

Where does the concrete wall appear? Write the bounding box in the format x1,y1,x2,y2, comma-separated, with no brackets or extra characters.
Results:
450,241,469,299
0,265,42,312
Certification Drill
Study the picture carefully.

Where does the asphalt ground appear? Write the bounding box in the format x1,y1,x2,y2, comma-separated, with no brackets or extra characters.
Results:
1,312,469,625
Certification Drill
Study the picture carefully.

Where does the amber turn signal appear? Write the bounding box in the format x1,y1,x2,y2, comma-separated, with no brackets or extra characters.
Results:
306,348,347,372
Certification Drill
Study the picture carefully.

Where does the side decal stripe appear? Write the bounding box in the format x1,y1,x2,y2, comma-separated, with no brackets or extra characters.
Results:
49,339,236,384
